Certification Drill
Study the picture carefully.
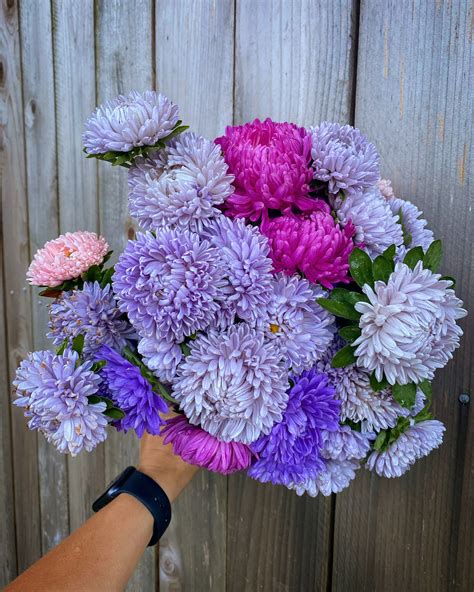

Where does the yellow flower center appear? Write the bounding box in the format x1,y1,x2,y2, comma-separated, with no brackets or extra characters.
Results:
269,323,280,334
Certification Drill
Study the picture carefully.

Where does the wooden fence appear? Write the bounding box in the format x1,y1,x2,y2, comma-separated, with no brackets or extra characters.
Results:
1,0,472,590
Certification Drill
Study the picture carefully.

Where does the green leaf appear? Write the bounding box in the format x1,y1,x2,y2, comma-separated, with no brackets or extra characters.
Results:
369,372,389,392
91,360,107,373
104,407,126,420
87,395,103,405
100,267,115,288
349,248,374,288
423,240,442,272
373,430,388,451
56,339,69,356
440,275,456,288
180,342,191,356
71,334,85,356
330,288,369,306
338,324,362,343
419,379,432,401
373,255,394,283
403,246,424,270
398,208,413,247
392,382,417,408
83,264,102,283
317,297,361,321
331,344,357,368
381,244,396,261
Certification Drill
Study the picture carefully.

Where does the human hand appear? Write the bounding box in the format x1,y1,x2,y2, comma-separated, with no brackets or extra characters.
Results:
138,412,198,503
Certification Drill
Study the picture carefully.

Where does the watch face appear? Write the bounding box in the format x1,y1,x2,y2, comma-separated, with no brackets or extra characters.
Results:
92,466,136,512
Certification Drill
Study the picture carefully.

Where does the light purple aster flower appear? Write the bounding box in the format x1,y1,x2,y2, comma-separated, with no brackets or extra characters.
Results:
203,216,274,327
97,345,168,437
289,458,360,497
321,425,373,462
13,349,107,456
128,132,234,232
248,368,340,486
48,282,136,357
353,262,467,384
172,323,289,445
331,187,403,257
137,335,182,383
389,197,434,258
113,230,225,342
310,122,380,196
261,274,335,373
366,419,445,478
83,91,179,154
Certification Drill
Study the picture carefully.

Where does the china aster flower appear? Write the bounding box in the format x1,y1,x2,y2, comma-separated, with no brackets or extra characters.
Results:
161,414,252,474
389,197,434,253
97,345,167,437
261,211,356,289
128,133,234,232
289,459,360,497
27,231,109,287
13,349,107,455
377,178,395,200
173,323,289,445
216,118,319,221
137,335,182,383
321,425,373,462
203,216,274,326
366,419,445,478
83,91,179,154
353,262,467,384
310,122,380,197
332,187,403,257
248,369,340,486
113,230,225,342
261,274,335,372
48,282,136,357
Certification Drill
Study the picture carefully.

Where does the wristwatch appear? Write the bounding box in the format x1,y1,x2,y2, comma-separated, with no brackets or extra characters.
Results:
92,466,171,546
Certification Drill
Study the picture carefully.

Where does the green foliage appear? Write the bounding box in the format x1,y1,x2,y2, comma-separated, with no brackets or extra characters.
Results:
403,246,424,270
338,324,361,343
71,334,85,356
122,346,177,404
373,254,394,283
317,297,361,321
369,372,389,392
423,239,442,272
392,382,417,408
381,244,396,261
397,208,413,247
349,248,374,288
331,344,357,368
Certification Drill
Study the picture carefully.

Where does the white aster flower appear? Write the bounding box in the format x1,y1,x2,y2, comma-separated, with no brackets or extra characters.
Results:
289,459,360,497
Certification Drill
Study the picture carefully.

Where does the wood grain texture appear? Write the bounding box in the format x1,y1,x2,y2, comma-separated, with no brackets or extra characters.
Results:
52,0,106,536
332,1,474,590
155,2,234,589
0,0,41,574
96,1,156,589
228,2,357,590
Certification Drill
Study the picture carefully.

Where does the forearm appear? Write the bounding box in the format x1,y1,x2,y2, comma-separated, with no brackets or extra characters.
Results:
6,494,153,592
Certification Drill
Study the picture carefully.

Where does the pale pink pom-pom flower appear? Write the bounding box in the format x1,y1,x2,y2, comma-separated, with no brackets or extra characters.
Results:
27,231,109,287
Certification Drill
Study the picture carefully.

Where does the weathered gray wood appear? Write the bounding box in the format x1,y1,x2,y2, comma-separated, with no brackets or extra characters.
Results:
333,1,474,590
52,0,106,536
96,1,156,589
155,1,234,589
0,0,41,574
228,2,357,590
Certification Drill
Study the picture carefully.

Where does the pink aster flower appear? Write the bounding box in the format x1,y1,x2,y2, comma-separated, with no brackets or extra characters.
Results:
27,231,109,287
215,118,318,221
261,212,356,289
161,415,252,475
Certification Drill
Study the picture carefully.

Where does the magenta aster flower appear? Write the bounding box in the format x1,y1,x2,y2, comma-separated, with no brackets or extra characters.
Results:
216,118,318,221
161,414,252,474
261,211,356,289
27,231,109,287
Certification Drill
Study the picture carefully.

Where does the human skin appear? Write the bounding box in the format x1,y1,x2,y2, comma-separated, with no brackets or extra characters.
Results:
5,427,198,592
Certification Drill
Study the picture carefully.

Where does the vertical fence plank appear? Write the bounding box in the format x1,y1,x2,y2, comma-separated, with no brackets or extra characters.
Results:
0,0,41,574
155,2,234,589
96,1,155,589
19,0,70,555
228,2,357,590
332,1,474,591
52,0,104,534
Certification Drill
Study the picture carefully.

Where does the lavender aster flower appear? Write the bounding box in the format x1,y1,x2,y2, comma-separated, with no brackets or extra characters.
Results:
311,122,380,196
83,91,179,154
137,336,182,383
332,187,403,257
353,262,467,384
389,197,434,255
128,133,234,232
248,368,340,485
366,419,445,478
113,230,225,342
261,274,335,372
289,459,360,497
13,349,107,455
48,282,136,357
97,345,167,437
321,425,373,462
173,323,289,445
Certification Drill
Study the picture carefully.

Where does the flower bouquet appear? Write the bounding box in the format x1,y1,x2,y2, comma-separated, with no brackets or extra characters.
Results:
14,91,467,496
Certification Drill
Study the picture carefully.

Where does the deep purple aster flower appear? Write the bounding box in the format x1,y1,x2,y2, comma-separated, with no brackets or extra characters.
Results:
311,122,380,196
161,414,252,474
97,345,168,437
113,230,225,342
48,282,136,357
248,368,341,486
13,349,107,455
